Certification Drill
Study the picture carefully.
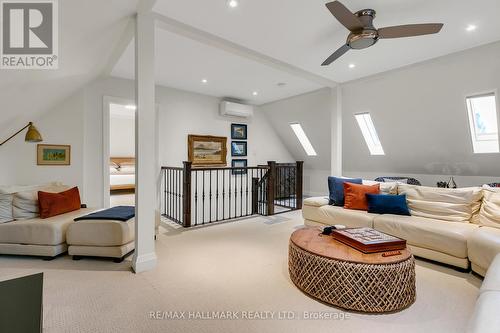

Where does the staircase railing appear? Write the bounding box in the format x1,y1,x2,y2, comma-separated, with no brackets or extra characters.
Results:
161,161,303,227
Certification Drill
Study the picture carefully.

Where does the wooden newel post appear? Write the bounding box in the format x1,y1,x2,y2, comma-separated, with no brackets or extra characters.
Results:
295,161,304,210
267,161,276,215
252,177,259,214
182,161,192,227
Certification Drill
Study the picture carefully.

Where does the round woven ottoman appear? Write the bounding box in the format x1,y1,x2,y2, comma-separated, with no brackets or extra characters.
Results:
288,227,416,313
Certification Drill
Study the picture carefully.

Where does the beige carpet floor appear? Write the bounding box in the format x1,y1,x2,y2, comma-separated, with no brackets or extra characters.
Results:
0,210,482,333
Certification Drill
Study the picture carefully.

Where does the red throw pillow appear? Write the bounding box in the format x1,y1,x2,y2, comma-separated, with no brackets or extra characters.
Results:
38,187,81,219
343,182,380,211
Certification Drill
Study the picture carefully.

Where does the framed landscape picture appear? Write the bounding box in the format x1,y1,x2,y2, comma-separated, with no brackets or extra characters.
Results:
231,123,247,140
37,144,71,165
188,135,227,167
231,141,247,157
231,159,247,175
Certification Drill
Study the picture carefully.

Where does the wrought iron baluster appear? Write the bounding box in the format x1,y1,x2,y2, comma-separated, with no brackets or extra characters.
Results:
202,171,205,224
194,171,198,226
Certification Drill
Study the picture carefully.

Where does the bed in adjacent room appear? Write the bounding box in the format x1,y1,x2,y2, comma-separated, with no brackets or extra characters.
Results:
109,157,135,191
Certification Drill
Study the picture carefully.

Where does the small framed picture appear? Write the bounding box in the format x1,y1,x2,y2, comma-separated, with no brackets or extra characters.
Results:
37,144,71,166
231,123,247,140
231,141,247,157
232,159,247,175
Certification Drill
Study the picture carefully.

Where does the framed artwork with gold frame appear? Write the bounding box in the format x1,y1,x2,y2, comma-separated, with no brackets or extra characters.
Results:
37,144,71,166
188,135,227,167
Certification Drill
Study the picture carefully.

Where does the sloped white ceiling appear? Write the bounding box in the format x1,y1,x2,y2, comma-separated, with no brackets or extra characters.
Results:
0,0,139,134
153,0,500,83
342,42,500,177
111,29,323,105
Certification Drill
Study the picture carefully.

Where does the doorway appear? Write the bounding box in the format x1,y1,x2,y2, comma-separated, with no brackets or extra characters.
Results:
103,97,136,208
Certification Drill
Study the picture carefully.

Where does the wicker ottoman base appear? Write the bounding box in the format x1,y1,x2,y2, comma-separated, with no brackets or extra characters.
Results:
289,240,416,313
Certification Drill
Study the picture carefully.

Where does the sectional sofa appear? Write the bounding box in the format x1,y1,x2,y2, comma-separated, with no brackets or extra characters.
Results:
0,183,136,260
302,182,500,276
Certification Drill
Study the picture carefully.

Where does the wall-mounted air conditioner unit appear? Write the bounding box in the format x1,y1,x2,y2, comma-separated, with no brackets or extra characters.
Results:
219,101,254,118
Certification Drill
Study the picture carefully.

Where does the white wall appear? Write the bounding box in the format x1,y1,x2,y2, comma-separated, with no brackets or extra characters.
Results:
82,76,293,207
260,88,336,196
341,41,500,186
109,108,135,157
0,92,85,190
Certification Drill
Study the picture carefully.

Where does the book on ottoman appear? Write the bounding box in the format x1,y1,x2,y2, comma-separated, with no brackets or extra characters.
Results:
331,227,406,253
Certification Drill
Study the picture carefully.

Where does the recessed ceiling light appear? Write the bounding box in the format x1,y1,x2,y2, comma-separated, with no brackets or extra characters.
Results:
252,91,258,96
201,79,208,84
466,24,477,32
349,63,356,69
227,0,238,8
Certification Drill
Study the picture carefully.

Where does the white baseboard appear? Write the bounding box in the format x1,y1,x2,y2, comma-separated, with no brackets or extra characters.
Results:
132,252,157,273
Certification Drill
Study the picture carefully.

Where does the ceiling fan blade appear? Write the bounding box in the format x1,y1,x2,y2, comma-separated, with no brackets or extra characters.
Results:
378,23,444,39
321,44,350,66
325,1,364,32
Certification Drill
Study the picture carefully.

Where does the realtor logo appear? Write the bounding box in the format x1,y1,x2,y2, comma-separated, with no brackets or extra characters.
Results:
1,0,58,69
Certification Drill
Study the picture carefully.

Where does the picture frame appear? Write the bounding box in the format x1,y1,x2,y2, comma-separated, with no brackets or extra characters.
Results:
231,123,247,140
37,144,71,166
188,135,227,167
231,141,247,157
231,159,248,175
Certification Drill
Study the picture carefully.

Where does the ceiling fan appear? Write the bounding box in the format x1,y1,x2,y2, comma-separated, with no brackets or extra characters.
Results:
322,1,444,66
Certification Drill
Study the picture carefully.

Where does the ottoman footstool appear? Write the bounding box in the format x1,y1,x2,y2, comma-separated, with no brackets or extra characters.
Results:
67,217,135,262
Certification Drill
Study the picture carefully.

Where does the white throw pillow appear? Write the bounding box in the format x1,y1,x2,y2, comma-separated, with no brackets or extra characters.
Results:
479,185,500,228
12,183,69,220
0,194,14,223
398,184,483,223
362,180,398,195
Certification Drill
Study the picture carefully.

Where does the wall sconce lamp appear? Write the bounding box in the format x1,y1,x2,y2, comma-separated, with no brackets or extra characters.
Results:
0,122,43,146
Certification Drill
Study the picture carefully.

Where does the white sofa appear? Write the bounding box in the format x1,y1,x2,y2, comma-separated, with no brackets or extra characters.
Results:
0,208,96,258
467,254,500,333
0,182,138,260
303,183,500,274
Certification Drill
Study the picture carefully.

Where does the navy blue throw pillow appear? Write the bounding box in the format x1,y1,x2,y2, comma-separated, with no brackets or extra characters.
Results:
366,194,411,216
328,177,363,206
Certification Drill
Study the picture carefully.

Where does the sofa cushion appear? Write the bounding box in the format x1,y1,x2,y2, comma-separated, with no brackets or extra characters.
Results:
0,194,14,224
466,292,500,333
38,187,81,219
478,186,500,229
67,218,135,247
12,183,69,220
468,227,500,274
328,177,362,206
343,182,380,211
302,203,377,228
480,254,500,294
366,194,410,216
373,214,478,258
362,180,398,194
0,208,95,246
303,197,329,207
397,184,482,223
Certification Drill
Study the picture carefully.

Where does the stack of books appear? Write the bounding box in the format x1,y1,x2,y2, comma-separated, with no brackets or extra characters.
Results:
331,227,406,253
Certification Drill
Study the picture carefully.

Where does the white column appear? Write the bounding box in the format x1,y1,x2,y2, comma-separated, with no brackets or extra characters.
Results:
331,86,343,176
133,12,157,273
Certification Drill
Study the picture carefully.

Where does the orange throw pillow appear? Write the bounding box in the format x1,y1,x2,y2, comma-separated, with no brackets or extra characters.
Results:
38,187,81,219
343,182,380,211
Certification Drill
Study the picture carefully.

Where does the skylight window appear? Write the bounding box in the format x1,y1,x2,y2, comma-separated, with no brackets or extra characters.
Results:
466,93,499,154
290,123,317,156
354,113,385,155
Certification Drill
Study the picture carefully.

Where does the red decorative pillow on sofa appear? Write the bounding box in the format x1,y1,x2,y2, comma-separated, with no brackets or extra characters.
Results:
38,187,81,219
343,182,380,211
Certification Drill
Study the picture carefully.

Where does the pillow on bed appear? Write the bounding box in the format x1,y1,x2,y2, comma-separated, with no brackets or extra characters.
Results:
38,187,81,219
119,165,135,174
